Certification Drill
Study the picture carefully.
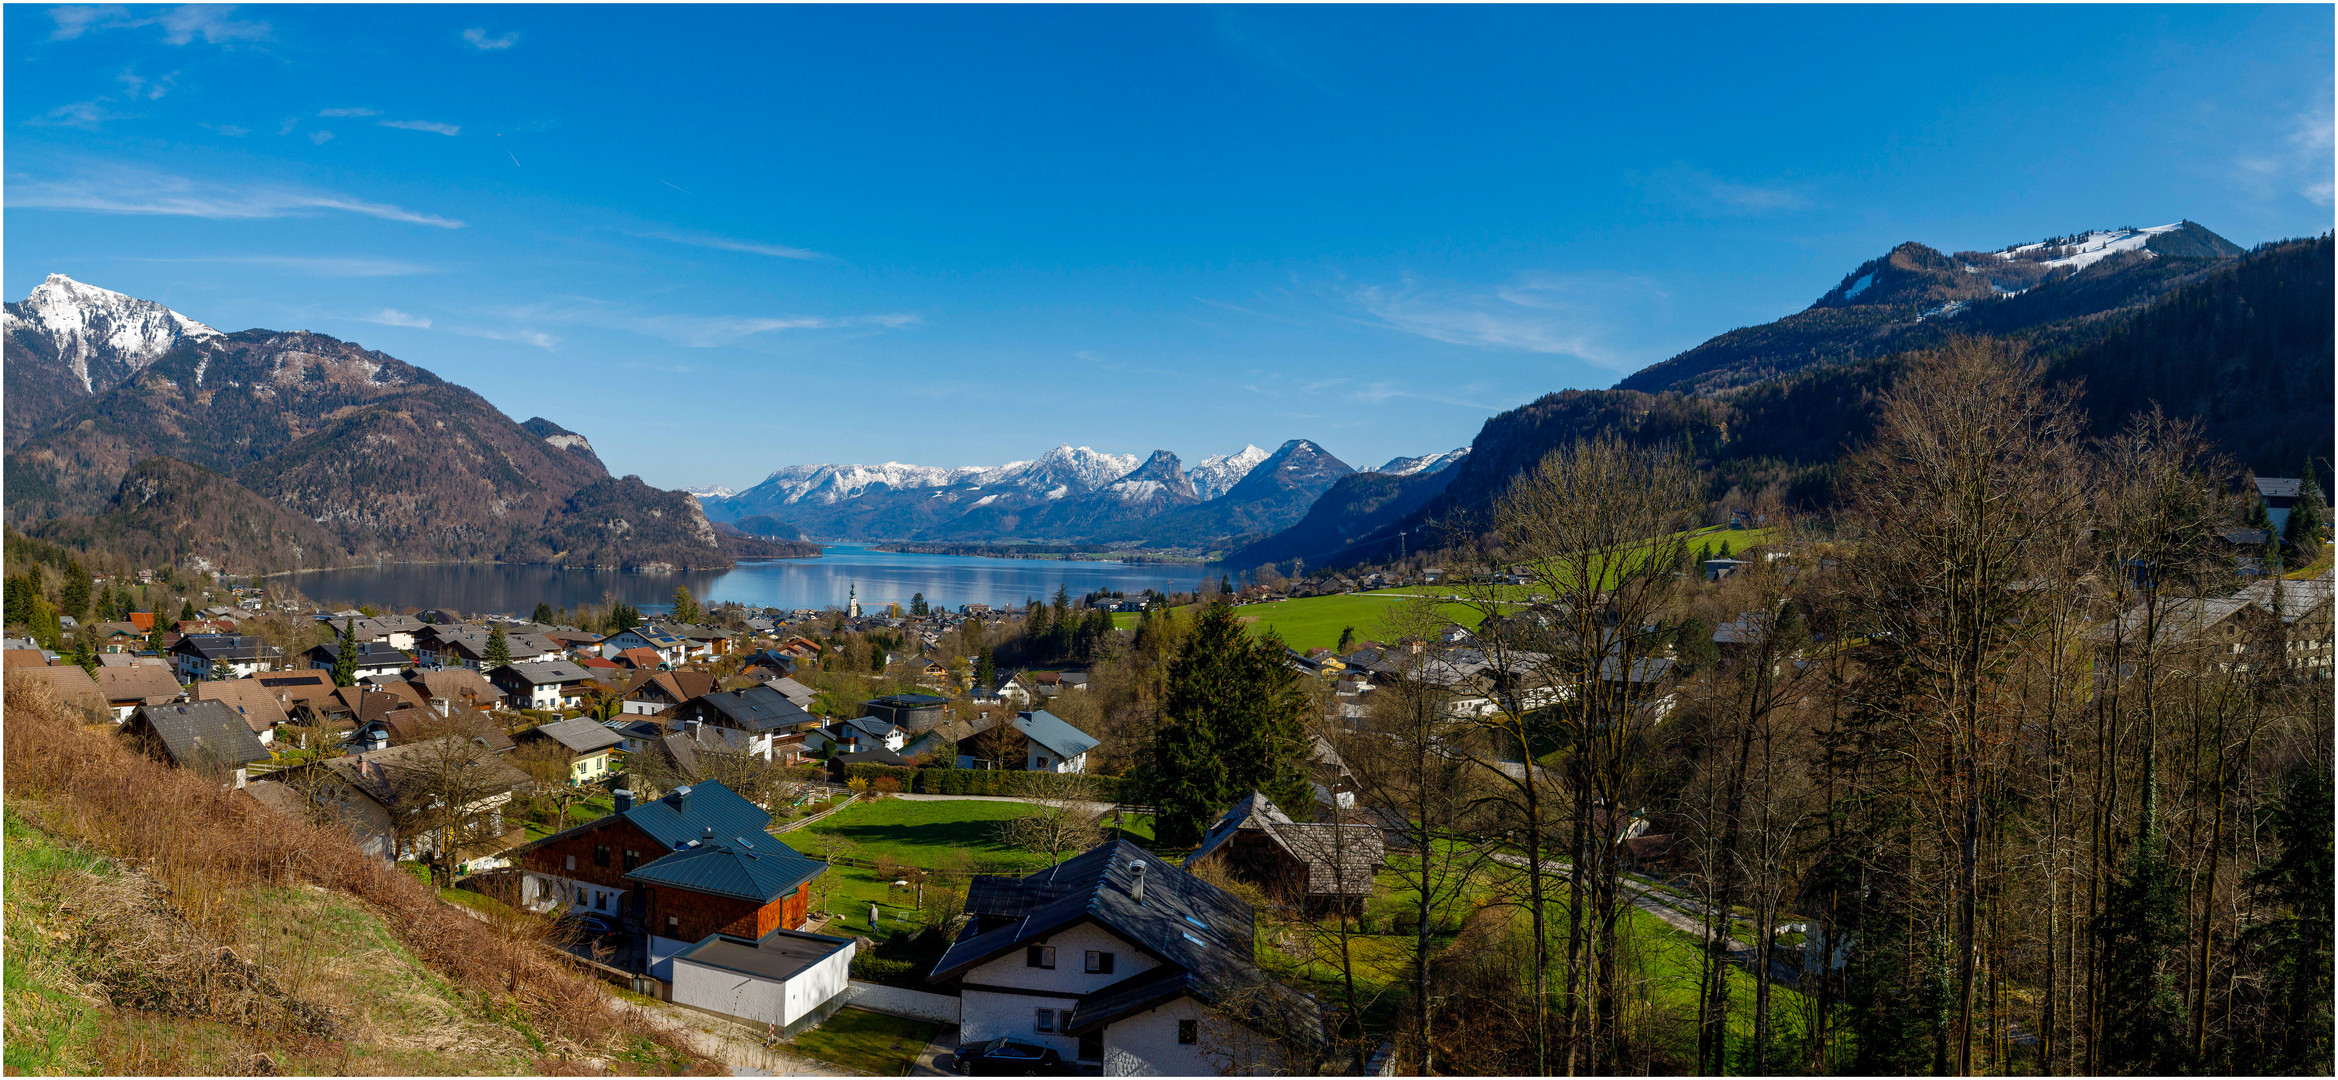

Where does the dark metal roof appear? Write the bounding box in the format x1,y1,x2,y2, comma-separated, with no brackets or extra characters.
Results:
932,840,1323,1051
624,831,826,902
671,929,852,981
133,700,271,769
691,684,813,732
172,634,281,661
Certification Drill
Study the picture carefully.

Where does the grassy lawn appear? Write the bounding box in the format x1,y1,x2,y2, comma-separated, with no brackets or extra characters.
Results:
793,797,1048,869
784,1006,939,1076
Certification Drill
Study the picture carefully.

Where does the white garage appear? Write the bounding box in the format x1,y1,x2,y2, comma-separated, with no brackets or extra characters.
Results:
668,928,856,1037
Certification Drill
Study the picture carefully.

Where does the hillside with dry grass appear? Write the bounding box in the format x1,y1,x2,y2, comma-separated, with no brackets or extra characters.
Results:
2,679,711,1076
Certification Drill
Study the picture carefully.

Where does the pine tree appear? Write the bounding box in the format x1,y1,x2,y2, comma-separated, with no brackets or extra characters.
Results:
671,586,700,625
910,592,928,617
2233,763,2336,1074
1138,603,1313,845
4,574,33,629
178,599,197,623
975,648,996,688
71,631,98,677
484,624,512,671
533,602,557,625
1718,538,1734,559
1336,626,1356,652
60,559,90,620
2283,464,2326,562
2097,773,2190,1074
332,617,360,686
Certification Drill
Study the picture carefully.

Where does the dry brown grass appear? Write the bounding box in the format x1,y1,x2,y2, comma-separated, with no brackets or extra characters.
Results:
3,678,705,1073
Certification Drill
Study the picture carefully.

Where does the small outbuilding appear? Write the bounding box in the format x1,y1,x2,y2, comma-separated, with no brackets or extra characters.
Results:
667,927,856,1037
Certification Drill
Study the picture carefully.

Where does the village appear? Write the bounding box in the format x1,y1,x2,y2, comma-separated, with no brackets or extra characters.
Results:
2,464,2329,1075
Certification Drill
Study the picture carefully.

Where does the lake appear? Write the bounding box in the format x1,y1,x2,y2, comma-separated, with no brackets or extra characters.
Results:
287,545,1214,616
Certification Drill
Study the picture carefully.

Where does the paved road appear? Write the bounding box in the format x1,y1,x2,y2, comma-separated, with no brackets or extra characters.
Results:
614,998,856,1077
1490,852,1748,951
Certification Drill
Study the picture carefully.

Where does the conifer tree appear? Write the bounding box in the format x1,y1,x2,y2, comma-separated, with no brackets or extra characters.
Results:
2283,464,2326,561
533,602,557,625
484,624,512,671
71,631,98,677
2097,763,2189,1074
975,648,996,688
2235,762,2335,1074
179,599,197,623
332,617,360,686
1336,626,1356,652
1138,602,1313,845
60,559,90,620
671,586,700,624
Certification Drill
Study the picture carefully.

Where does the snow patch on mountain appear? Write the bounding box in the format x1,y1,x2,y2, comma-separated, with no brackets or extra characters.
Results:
684,485,734,500
546,434,596,455
748,444,1139,506
1995,224,2182,272
1841,271,1877,301
4,273,220,393
1188,444,1271,501
1368,447,1472,477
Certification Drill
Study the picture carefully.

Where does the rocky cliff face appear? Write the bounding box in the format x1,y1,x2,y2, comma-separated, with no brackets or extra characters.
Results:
2,278,746,570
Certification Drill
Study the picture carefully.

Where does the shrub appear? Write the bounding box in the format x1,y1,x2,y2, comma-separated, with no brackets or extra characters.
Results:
871,776,902,794
846,777,869,794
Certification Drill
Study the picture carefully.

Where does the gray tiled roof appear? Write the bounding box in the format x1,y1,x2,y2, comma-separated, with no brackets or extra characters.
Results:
935,840,1324,1050
526,717,625,754
1013,709,1098,759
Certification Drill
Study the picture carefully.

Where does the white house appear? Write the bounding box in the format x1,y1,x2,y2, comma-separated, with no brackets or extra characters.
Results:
928,841,1324,1076
489,660,598,711
600,626,691,668
1011,709,1098,774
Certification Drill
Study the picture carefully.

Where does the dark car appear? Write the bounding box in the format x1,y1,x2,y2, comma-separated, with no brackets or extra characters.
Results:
553,910,620,946
952,1037,1063,1075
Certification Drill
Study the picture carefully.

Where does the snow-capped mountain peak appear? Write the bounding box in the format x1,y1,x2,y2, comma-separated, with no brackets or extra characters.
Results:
1187,444,1271,501
4,273,221,393
1368,447,1471,477
685,485,736,500
1993,223,2183,272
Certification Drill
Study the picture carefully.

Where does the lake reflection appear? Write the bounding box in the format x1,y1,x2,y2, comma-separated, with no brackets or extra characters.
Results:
288,545,1214,615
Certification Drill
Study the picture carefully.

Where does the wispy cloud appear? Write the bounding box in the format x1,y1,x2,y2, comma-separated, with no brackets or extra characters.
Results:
2236,99,2334,207
1346,271,1668,370
462,27,518,50
635,229,824,260
27,100,136,130
52,5,269,45
620,312,918,348
457,326,557,349
318,106,379,118
202,123,248,137
379,119,461,136
307,130,335,145
10,164,465,228
117,69,177,100
127,254,436,277
1643,166,1814,216
364,308,431,329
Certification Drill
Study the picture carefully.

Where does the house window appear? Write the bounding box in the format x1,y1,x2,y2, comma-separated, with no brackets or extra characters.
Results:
665,915,680,937
1027,945,1056,969
593,844,611,867
1035,756,1049,769
1035,1009,1055,1033
1178,1019,1199,1045
594,891,607,910
623,850,641,871
565,855,576,871
1084,950,1114,974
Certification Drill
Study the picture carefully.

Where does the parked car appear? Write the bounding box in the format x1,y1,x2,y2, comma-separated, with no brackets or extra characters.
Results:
554,910,620,946
952,1037,1063,1075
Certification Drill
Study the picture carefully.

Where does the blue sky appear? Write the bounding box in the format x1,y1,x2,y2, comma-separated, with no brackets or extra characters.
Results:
7,4,2331,490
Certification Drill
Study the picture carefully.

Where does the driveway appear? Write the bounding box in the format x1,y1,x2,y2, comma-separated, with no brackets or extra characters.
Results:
613,998,856,1077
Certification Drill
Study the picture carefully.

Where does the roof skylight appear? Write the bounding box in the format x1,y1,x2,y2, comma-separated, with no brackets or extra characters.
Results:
1183,915,1208,931
1181,931,1207,946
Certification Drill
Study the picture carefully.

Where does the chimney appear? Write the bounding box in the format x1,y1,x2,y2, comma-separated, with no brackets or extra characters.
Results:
670,785,691,813
614,789,634,813
433,696,450,717
1130,860,1146,904
685,717,704,739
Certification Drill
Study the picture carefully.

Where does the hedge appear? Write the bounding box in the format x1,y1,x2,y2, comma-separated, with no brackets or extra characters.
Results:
843,763,918,787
